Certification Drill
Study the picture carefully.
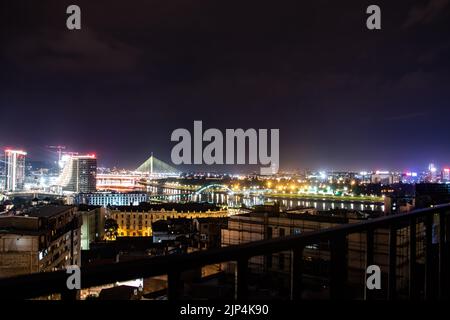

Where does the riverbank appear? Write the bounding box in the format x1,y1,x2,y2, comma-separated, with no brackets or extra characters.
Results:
264,193,384,204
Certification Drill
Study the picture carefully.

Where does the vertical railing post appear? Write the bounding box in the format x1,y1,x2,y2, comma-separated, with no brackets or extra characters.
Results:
425,214,434,300
61,289,78,301
388,225,397,300
409,218,418,299
439,211,447,299
365,229,374,300
167,271,182,300
290,246,304,300
236,257,249,300
446,210,450,299
330,235,347,300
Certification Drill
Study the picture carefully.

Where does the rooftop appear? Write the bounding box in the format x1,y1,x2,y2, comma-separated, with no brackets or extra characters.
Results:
193,217,228,223
22,205,75,218
235,208,374,223
112,202,223,213
98,285,139,300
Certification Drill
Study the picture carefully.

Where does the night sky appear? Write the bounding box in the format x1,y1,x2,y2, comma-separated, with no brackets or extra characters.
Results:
1,0,449,172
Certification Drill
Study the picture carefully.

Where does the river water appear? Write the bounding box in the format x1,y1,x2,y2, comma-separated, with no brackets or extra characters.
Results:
151,187,384,212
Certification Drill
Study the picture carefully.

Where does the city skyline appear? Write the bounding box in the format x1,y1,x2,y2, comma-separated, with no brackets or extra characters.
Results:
1,143,450,174
0,0,450,304
1,0,450,171
3,0,450,305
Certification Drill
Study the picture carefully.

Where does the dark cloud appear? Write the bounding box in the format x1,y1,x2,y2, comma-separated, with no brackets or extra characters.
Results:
5,30,141,74
417,44,450,64
1,0,450,171
403,0,450,28
385,112,428,121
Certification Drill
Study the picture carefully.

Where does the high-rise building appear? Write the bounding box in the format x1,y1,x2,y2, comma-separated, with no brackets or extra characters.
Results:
4,149,27,191
58,154,97,193
442,168,450,182
428,163,437,182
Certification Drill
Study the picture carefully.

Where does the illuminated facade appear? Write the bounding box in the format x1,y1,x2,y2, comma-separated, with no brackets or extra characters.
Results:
4,149,27,191
110,203,228,237
370,171,393,184
59,154,97,193
76,192,148,207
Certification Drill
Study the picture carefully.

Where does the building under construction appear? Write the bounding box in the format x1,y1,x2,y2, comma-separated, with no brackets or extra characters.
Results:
221,203,426,299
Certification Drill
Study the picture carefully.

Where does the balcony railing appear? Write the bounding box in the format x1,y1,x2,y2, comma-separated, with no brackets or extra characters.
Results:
0,204,449,300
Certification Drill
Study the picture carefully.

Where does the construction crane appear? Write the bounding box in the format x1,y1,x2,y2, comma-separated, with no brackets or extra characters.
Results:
47,145,66,163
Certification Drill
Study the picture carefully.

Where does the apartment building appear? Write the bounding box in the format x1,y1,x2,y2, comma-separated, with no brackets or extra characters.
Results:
0,205,81,278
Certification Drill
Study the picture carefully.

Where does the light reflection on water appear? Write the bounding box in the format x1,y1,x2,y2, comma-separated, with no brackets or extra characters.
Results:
149,187,384,212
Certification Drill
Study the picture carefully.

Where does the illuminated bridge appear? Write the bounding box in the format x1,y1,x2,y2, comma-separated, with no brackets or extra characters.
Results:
135,154,180,177
96,173,147,192
146,183,234,201
194,184,234,195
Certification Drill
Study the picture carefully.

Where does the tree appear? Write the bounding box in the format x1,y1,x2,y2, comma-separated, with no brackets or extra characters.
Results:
104,218,119,240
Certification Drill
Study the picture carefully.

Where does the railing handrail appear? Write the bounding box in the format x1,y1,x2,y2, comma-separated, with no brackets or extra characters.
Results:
1,203,449,299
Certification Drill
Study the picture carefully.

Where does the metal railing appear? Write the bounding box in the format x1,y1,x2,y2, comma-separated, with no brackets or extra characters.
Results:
0,204,449,300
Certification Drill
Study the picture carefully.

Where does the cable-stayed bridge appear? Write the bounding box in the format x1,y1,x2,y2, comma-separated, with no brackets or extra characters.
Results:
135,154,180,177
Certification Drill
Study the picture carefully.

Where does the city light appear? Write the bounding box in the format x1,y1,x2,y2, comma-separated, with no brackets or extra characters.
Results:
4,149,27,155
1,0,449,305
